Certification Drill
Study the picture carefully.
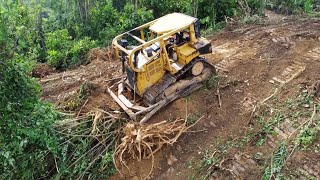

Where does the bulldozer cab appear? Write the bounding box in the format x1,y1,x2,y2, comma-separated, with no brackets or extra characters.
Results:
113,13,211,93
110,13,214,123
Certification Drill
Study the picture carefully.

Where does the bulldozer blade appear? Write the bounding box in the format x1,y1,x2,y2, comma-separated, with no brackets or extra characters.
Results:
107,86,135,119
107,84,158,121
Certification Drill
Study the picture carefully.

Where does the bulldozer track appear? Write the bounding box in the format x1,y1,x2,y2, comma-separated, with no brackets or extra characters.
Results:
143,73,176,105
143,57,214,105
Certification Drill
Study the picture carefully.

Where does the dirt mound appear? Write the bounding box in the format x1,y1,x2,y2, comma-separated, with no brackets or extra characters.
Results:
32,63,55,78
89,47,115,62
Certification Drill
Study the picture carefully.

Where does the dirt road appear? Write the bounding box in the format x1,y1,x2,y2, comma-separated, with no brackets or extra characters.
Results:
39,14,320,179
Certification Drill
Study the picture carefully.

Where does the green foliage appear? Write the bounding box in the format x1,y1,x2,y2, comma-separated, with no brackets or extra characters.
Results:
52,112,123,179
199,150,219,169
0,0,42,59
101,151,116,176
90,1,120,41
263,111,285,134
198,0,238,27
90,2,153,46
139,0,263,30
66,82,95,111
294,104,320,150
140,0,240,29
204,75,220,90
121,3,154,29
248,0,267,15
263,143,287,180
140,0,190,17
187,112,202,126
267,0,319,14
0,59,60,179
46,29,70,68
255,135,266,146
46,29,96,69
251,90,320,179
295,125,319,149
201,22,226,36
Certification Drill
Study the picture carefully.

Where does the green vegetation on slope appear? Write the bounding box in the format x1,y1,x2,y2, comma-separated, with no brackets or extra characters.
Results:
0,59,60,178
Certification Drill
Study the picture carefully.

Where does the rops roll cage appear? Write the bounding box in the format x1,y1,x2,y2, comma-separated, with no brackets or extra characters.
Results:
112,17,200,73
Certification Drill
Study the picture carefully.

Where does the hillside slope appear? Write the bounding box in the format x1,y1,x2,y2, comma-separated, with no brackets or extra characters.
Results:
39,14,320,179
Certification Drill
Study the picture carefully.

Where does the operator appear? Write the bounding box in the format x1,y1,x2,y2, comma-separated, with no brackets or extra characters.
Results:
133,50,140,68
174,32,183,45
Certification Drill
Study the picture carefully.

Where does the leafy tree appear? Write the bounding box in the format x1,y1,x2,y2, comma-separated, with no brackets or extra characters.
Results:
0,58,60,179
90,2,153,45
140,0,191,17
46,29,96,69
0,0,42,60
267,0,319,14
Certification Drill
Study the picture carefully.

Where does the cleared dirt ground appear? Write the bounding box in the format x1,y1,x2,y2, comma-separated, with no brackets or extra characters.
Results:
38,13,320,179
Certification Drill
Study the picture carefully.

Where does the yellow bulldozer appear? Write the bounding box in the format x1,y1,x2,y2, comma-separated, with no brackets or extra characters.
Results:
108,13,215,123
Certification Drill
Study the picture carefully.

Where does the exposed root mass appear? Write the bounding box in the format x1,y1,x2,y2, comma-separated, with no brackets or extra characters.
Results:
113,117,203,178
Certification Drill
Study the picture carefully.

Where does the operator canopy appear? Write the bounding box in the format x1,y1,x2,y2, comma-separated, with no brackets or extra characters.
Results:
149,13,197,34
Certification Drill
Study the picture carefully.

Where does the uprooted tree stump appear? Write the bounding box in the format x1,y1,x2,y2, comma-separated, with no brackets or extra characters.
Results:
113,117,203,179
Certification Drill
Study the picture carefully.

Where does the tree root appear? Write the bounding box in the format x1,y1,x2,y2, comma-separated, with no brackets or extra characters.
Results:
113,117,203,179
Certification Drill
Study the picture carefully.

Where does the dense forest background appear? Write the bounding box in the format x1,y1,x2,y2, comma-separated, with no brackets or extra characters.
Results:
1,0,320,179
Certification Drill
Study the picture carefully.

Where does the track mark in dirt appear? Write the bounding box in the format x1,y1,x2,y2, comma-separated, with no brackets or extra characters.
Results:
271,36,295,48
280,118,296,134
286,153,320,179
211,43,246,72
266,134,277,148
229,154,259,177
211,43,240,58
272,62,306,84
215,59,237,72
263,105,319,179
306,47,320,62
299,164,320,178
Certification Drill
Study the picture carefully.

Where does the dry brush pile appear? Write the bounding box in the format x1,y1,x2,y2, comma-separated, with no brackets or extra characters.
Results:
54,108,202,179
54,108,127,179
